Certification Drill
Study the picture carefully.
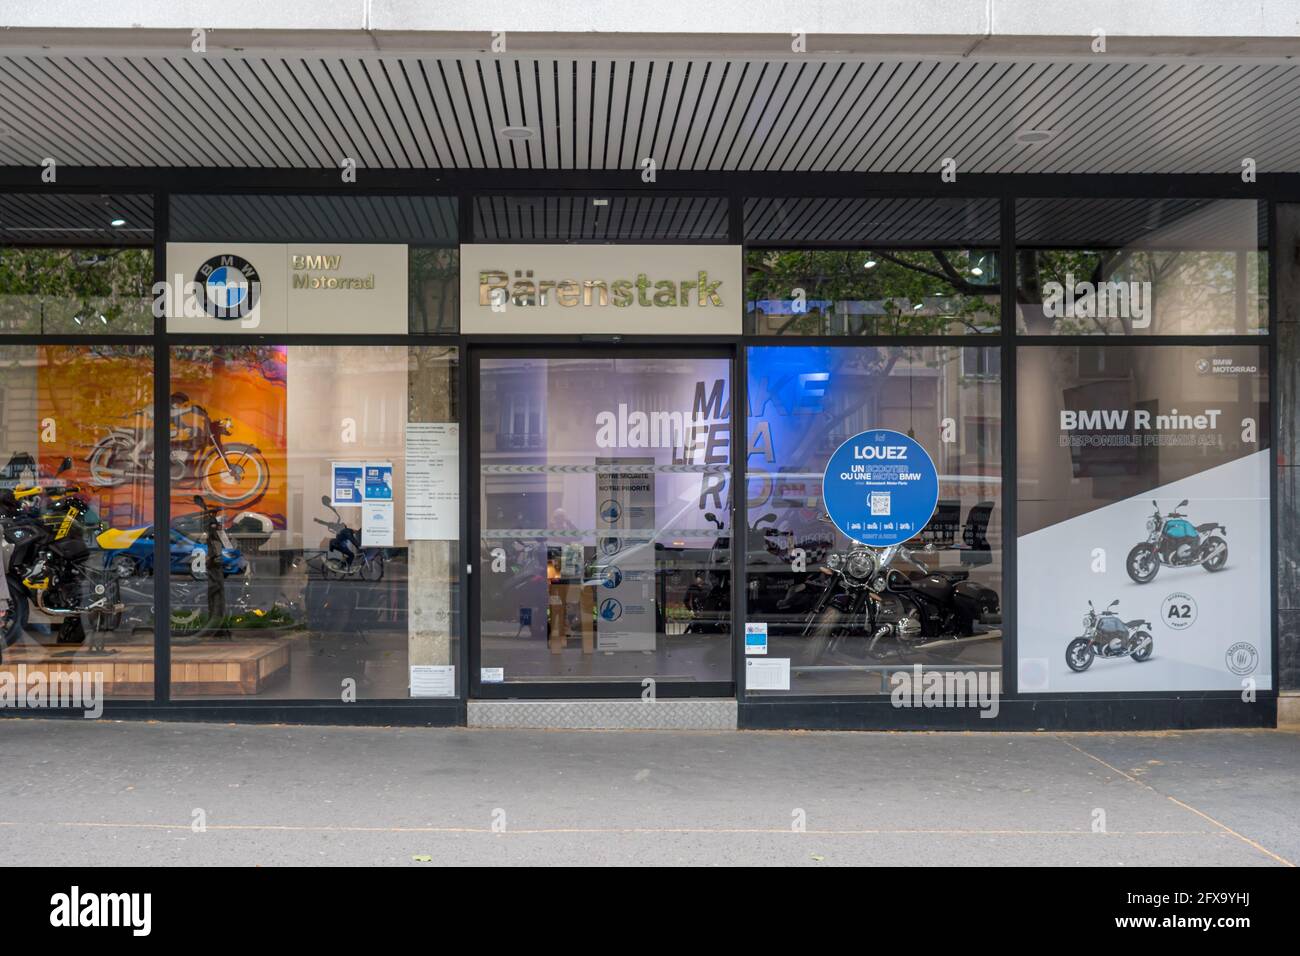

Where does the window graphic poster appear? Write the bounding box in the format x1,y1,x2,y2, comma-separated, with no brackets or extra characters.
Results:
363,463,393,501
34,344,288,529
332,462,364,505
594,457,656,652
1016,345,1270,692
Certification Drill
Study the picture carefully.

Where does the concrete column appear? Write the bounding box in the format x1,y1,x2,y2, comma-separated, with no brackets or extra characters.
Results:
407,347,457,667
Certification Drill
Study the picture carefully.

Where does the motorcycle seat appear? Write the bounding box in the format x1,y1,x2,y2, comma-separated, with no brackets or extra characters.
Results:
1125,619,1151,628
1195,522,1221,533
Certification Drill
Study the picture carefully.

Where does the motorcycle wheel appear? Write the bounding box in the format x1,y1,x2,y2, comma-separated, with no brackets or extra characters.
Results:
1201,535,1228,572
87,435,131,487
198,443,271,507
1125,543,1160,584
1065,637,1095,672
1,585,28,647
1130,631,1154,662
361,555,385,582
800,605,844,666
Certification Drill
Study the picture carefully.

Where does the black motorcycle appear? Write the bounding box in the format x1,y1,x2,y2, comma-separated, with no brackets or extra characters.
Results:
0,458,123,648
304,495,385,581
797,540,1000,665
1066,599,1153,671
1126,499,1227,584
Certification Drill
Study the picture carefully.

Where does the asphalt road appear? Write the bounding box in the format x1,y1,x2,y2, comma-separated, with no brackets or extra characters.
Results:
1,720,1296,866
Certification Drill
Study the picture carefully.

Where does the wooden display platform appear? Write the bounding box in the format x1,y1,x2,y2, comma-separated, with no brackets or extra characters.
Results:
0,641,291,697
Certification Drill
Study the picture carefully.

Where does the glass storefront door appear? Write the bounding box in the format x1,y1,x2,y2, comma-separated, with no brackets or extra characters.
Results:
473,349,734,695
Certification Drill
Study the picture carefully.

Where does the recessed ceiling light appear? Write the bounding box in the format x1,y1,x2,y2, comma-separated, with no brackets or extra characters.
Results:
1015,129,1054,145
110,217,126,227
970,266,983,276
863,259,878,269
592,198,609,206
498,126,536,141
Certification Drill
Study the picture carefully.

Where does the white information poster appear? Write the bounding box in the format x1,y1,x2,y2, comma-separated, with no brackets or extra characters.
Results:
594,457,656,652
406,422,460,540
362,500,395,547
746,658,791,691
409,665,455,698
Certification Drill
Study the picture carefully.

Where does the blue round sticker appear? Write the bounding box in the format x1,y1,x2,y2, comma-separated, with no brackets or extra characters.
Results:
822,429,939,546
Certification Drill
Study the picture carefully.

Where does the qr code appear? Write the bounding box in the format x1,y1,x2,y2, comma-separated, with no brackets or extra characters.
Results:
870,492,891,516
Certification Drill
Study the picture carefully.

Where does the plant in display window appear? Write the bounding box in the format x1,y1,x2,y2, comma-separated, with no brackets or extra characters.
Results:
1126,499,1228,584
1066,599,1154,672
776,527,1001,667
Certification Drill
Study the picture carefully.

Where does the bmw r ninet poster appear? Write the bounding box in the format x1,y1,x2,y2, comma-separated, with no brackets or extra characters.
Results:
1016,345,1270,692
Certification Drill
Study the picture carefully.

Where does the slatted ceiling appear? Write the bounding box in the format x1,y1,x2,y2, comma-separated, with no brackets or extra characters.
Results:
0,193,152,244
472,195,729,242
745,197,1001,245
1014,198,1265,249
167,194,458,243
4,53,1300,173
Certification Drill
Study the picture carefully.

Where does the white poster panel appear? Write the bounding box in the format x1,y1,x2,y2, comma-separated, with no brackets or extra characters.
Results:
460,243,742,335
362,500,395,548
594,457,656,652
405,422,460,540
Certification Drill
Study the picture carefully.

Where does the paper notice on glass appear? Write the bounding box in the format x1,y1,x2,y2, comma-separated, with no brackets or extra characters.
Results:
409,665,455,698
362,500,395,547
405,422,459,540
745,657,790,691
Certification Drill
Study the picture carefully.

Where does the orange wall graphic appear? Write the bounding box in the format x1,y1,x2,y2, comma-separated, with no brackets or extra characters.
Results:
36,345,288,530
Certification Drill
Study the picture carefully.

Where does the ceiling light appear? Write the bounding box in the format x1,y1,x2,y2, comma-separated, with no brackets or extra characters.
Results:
863,259,877,269
1015,129,1054,145
498,126,536,141
110,217,126,227
970,266,983,276
592,198,609,207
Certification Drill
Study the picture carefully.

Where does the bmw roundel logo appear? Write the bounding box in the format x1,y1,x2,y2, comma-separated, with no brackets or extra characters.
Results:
196,254,260,319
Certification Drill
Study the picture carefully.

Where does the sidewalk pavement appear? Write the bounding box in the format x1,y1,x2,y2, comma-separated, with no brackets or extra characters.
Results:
1,720,1296,866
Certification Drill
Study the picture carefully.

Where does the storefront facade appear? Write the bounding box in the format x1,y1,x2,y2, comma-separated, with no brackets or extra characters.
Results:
1,14,1297,730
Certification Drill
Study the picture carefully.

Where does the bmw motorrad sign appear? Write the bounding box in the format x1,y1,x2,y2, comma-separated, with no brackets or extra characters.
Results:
822,429,939,547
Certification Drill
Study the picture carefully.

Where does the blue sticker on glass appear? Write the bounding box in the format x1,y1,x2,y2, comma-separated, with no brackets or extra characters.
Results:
821,429,939,547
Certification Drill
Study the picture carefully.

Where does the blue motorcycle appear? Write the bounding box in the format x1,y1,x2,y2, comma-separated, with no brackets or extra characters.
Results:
1126,499,1227,584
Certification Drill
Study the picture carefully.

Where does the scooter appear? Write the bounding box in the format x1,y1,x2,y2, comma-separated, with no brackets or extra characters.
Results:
1065,599,1153,672
306,495,385,581
1126,498,1227,584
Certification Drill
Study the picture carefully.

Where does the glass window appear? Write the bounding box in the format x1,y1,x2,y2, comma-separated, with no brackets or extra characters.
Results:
0,193,154,335
1016,344,1270,691
745,345,1003,696
0,345,155,705
166,345,460,700
744,197,1000,336
477,353,733,687
1015,199,1267,335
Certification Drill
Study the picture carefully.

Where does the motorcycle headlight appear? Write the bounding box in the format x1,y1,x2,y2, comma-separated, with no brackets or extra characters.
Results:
1082,613,1092,627
846,550,877,580
1145,516,1159,533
